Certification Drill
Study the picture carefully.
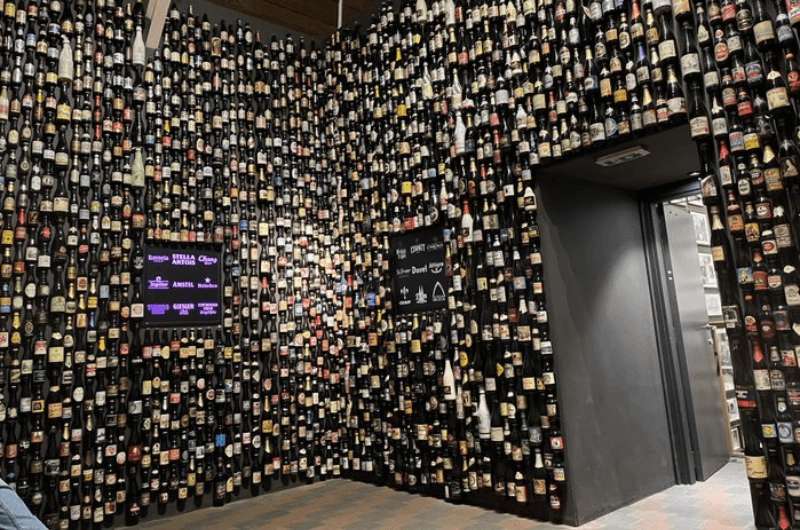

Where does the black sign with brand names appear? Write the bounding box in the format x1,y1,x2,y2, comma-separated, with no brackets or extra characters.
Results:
390,225,449,315
143,243,224,327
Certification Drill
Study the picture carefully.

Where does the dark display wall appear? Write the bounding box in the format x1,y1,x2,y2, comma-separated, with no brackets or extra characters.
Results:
0,0,569,524
691,0,800,522
325,0,565,521
1,0,796,527
0,0,350,527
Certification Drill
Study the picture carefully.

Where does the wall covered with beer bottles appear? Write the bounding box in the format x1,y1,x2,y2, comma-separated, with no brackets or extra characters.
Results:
0,0,353,526
0,0,571,526
324,0,565,521
0,0,796,526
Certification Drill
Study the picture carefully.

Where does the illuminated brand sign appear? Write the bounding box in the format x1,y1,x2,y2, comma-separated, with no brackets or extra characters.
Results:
143,244,223,327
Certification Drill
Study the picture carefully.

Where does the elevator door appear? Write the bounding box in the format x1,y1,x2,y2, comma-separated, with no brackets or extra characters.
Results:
662,203,730,481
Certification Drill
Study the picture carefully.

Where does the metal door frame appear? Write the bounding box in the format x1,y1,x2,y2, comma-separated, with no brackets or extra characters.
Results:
640,177,705,485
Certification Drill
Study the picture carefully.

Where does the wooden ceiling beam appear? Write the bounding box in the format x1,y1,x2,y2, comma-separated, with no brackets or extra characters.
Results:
318,0,378,29
205,0,379,36
321,0,371,17
145,0,170,49
346,0,379,12
265,0,340,28
206,0,336,36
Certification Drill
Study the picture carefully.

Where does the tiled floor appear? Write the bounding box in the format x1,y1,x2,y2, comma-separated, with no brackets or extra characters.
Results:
582,460,752,530
134,460,754,530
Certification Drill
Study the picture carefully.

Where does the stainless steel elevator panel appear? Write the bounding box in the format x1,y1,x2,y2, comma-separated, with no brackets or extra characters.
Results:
663,204,730,480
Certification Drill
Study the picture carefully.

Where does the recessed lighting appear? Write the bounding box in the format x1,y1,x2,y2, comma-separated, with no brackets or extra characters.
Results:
595,146,651,167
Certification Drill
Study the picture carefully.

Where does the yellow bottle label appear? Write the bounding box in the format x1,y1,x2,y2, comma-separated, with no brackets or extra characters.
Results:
745,455,767,479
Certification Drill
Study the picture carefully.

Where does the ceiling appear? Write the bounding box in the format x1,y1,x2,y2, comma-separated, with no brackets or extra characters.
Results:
536,125,700,192
207,0,378,37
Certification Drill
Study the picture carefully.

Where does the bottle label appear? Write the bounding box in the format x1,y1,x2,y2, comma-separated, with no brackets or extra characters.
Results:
722,86,737,107
767,87,790,110
521,376,537,391
785,283,800,306
690,116,710,138
743,132,760,151
783,155,800,179
727,34,743,55
789,0,800,26
697,23,711,46
755,201,772,219
625,73,637,94
775,223,793,247
53,196,69,212
618,118,631,136
680,53,700,78
50,296,65,313
48,346,64,363
672,0,690,16
600,78,612,99
715,41,730,63
787,475,800,497
745,455,767,479
604,117,618,137
729,130,745,152
416,424,427,441
131,303,144,319
754,368,771,390
631,111,643,132
712,117,728,137
746,62,764,84
589,122,606,142
748,225,763,247
753,20,776,44
636,65,650,84
667,97,686,116
56,101,71,122
704,70,720,90
47,401,62,419
750,162,770,188
128,400,143,415
538,141,551,159
719,165,733,186
658,40,677,61
762,423,777,439
643,108,657,127
516,484,528,503
490,426,504,442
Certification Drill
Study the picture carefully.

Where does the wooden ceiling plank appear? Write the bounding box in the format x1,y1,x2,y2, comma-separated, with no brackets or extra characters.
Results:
206,0,334,35
257,0,337,32
205,0,378,36
320,0,365,16
145,0,170,49
344,0,379,13
267,0,340,27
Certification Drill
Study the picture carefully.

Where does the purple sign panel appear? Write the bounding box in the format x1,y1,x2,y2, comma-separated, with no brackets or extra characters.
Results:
143,244,223,327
